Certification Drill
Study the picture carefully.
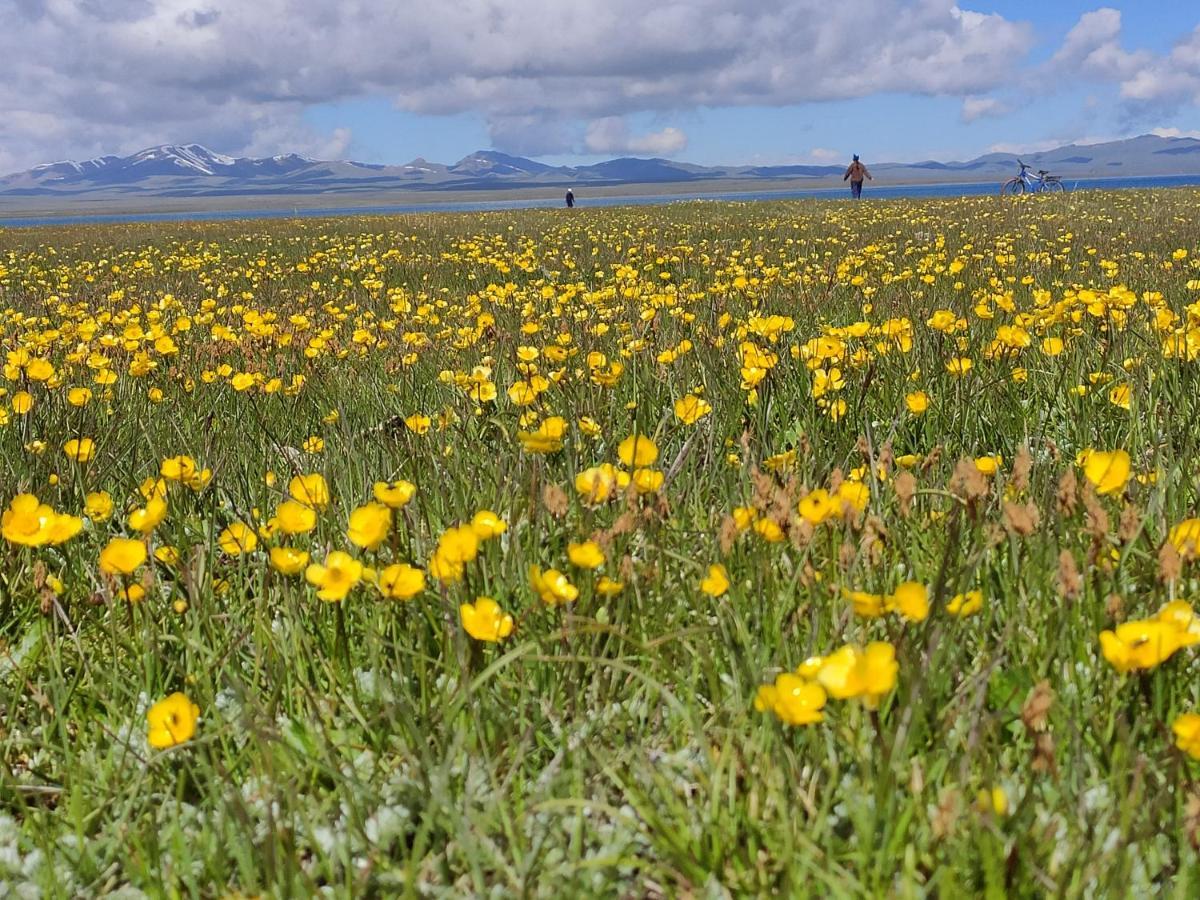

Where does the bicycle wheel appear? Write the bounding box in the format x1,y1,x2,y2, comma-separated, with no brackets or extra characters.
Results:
1040,179,1065,193
1000,178,1024,196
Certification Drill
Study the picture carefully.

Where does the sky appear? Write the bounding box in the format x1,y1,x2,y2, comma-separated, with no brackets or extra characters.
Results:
2,1,1199,173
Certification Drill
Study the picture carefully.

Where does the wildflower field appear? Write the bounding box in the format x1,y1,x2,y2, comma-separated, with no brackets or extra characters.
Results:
3,190,1200,896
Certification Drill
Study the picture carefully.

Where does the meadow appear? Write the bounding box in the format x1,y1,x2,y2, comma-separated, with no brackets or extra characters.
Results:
2,190,1200,897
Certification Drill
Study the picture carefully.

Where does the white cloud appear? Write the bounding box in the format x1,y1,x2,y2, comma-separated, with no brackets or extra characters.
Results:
0,0,1036,169
807,147,840,163
1050,9,1148,80
960,96,1009,123
584,119,688,156
1151,127,1200,140
1049,11,1200,112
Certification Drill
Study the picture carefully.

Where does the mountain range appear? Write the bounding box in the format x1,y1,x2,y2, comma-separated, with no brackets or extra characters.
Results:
2,135,1199,200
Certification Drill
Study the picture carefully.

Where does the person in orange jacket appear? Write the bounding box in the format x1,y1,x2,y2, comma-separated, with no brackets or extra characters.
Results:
844,155,872,199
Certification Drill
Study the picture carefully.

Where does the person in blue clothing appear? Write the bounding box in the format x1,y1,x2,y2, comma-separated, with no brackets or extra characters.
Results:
565,188,575,208
843,155,872,199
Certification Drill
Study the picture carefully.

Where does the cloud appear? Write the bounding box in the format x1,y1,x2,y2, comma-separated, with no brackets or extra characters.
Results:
1117,26,1200,106
1048,11,1200,114
1151,127,1200,140
960,96,1009,123
584,119,688,156
1050,9,1148,80
807,147,840,163
0,0,1037,169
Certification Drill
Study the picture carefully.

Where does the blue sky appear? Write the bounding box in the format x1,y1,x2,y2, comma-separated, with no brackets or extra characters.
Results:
2,1,1199,172
299,2,1200,166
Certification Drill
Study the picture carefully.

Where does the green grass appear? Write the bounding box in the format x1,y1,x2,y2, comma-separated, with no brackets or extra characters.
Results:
2,190,1200,897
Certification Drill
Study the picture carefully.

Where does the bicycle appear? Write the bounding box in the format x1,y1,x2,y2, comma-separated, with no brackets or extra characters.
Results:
1000,160,1065,195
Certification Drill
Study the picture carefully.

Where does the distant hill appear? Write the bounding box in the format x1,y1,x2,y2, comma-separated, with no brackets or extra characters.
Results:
2,135,1198,200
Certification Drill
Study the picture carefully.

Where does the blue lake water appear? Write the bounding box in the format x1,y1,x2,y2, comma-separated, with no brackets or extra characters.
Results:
2,174,1199,229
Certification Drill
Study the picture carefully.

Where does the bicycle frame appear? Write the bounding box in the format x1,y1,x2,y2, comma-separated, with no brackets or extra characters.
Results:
1001,161,1065,195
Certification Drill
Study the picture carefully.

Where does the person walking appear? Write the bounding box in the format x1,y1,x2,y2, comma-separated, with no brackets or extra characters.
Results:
565,188,575,208
843,155,872,199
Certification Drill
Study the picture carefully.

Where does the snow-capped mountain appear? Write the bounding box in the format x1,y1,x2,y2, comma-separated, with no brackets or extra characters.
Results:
448,150,563,177
3,144,334,189
2,136,1199,200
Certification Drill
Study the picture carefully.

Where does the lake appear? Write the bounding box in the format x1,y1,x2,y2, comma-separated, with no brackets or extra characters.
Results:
2,173,1199,229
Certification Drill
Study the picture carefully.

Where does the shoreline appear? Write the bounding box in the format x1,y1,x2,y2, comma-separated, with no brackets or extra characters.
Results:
1,172,1198,228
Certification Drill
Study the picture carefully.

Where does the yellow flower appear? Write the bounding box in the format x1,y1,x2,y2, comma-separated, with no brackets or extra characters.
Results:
439,524,479,563
274,499,317,534
99,537,148,576
567,540,605,569
905,391,930,415
946,357,973,377
63,437,95,463
67,386,93,406
748,512,784,541
632,468,664,494
378,563,426,600
160,455,198,482
798,489,834,526
732,507,756,531
757,673,827,726
947,589,984,617
673,394,712,424
1081,449,1131,496
2,494,79,547
119,583,146,604
154,545,181,566
269,546,310,576
128,495,168,533
288,473,330,510
347,502,392,550
218,522,258,556
373,479,416,508
302,436,325,454
977,787,1008,817
617,434,659,467
404,413,432,434
428,524,480,583
84,491,114,522
817,642,899,708
889,582,929,622
837,481,870,515
147,692,200,750
844,588,887,618
1173,713,1200,759
1099,619,1199,673
530,565,579,605
24,358,52,381
1108,384,1131,410
45,512,82,545
596,576,624,596
700,563,730,597
470,509,507,539
575,463,630,504
517,416,567,453
795,656,824,679
305,550,364,601
11,391,33,414
460,596,514,642
577,416,602,438
974,455,1002,477
1168,518,1200,559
